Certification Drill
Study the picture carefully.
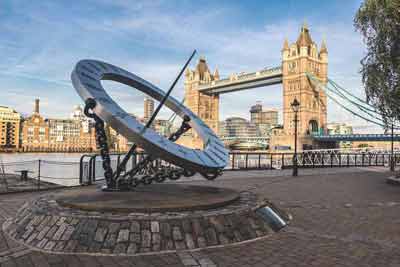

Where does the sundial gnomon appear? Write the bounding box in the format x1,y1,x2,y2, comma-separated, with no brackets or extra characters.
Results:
71,52,229,190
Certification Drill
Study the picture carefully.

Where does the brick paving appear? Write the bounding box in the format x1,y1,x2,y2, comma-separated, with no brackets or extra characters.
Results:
0,167,400,266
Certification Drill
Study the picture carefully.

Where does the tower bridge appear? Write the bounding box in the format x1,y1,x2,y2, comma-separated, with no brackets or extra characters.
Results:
198,67,283,95
179,23,333,150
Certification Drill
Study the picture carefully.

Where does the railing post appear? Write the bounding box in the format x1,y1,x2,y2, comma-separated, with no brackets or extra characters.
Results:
321,153,325,167
339,153,342,167
355,154,357,166
375,153,378,166
270,154,273,170
347,153,350,167
245,154,248,169
312,153,315,168
362,153,365,166
281,154,285,169
330,153,333,168
258,154,261,169
302,152,305,167
38,159,41,190
79,155,85,185
232,153,235,169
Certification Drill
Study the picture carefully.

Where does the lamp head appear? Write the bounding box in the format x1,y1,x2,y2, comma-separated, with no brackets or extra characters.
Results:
291,98,300,112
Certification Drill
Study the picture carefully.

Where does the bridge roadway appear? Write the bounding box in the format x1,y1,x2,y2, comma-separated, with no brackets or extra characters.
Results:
0,167,400,266
198,66,282,95
313,133,400,142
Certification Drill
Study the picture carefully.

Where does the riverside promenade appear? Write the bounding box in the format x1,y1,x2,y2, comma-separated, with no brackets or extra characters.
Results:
0,167,400,266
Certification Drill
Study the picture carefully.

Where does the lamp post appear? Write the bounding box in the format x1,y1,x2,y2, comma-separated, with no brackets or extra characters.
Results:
391,122,394,172
291,98,300,177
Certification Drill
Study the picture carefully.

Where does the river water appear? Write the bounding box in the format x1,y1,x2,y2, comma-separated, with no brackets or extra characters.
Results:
0,153,88,187
0,153,84,163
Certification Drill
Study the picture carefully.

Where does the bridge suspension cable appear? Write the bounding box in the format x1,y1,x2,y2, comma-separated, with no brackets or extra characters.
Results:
306,73,400,130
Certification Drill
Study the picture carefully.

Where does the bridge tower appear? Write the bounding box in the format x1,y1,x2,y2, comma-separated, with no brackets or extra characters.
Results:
180,57,220,148
271,23,328,150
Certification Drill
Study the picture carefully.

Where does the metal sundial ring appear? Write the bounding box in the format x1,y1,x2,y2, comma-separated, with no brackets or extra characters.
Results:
72,59,228,189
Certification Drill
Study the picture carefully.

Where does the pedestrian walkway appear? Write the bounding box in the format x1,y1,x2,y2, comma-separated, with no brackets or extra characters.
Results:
0,167,399,266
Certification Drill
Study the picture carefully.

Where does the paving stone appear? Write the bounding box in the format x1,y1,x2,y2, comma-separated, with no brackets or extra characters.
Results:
130,221,140,233
26,232,38,245
161,222,171,237
94,227,108,242
44,241,56,250
197,236,207,248
127,243,138,254
45,225,58,239
108,222,120,234
60,226,75,241
22,226,34,239
117,229,129,243
172,226,183,241
36,226,50,241
56,217,66,226
209,216,225,233
53,241,66,251
192,219,204,236
185,233,196,249
175,241,186,250
53,223,67,240
142,230,151,248
152,233,161,251
151,221,160,233
113,243,127,254
36,238,48,249
205,228,218,246
103,233,117,248
64,240,78,252
218,233,230,245
129,232,141,243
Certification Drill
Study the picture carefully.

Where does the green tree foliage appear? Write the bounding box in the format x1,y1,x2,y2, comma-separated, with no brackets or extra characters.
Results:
354,0,400,126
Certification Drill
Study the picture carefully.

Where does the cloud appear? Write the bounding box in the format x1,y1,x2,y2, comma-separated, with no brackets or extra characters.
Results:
0,1,386,133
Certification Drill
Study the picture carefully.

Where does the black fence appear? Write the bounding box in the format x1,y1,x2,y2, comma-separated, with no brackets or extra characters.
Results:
0,160,80,193
80,151,399,185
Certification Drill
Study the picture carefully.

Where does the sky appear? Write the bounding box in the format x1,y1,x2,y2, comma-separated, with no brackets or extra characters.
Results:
0,0,381,133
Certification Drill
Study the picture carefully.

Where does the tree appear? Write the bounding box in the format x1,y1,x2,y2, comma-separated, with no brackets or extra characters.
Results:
354,0,400,126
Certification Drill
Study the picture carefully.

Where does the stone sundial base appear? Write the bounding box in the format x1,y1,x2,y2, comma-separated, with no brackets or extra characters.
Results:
3,184,289,256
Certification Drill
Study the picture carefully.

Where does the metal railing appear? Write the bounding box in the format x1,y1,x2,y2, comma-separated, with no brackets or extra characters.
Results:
0,159,80,193
80,151,399,185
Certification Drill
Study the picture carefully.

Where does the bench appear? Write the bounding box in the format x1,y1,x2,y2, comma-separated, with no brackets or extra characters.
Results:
14,170,33,181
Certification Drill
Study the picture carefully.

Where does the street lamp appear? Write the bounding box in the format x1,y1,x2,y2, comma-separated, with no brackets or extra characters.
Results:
291,98,300,176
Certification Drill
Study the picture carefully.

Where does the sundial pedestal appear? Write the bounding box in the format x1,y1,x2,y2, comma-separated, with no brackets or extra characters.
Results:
3,184,290,256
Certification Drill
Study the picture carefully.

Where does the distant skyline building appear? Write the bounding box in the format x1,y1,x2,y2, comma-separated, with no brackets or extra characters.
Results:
144,97,154,122
219,117,258,139
250,102,278,125
0,106,21,152
250,102,279,137
21,99,50,152
20,99,96,152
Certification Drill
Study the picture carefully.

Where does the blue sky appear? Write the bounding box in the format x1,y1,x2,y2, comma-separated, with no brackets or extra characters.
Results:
1,0,379,132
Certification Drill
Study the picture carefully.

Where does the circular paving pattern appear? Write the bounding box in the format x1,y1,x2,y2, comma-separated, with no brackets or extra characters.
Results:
3,187,290,256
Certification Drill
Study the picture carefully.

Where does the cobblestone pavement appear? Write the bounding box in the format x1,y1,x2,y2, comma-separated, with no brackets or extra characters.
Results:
1,167,400,266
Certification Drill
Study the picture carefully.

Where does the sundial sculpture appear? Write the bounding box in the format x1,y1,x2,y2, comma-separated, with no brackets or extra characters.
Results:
71,51,229,190
3,52,289,256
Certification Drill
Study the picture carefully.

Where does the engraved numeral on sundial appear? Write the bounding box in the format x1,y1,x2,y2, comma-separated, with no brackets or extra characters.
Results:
83,82,102,92
80,72,97,82
87,62,101,73
97,62,109,71
97,97,112,104
203,151,219,164
115,111,128,119
80,65,98,76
